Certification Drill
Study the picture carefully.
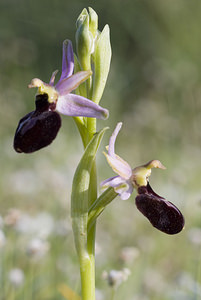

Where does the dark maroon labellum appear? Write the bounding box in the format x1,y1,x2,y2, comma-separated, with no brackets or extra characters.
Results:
135,184,185,234
13,94,61,153
35,93,50,112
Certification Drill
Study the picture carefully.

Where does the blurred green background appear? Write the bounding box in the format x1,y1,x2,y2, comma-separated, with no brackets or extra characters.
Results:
1,0,201,299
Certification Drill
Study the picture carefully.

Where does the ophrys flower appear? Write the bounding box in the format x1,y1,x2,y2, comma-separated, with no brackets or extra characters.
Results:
101,122,184,234
14,40,108,153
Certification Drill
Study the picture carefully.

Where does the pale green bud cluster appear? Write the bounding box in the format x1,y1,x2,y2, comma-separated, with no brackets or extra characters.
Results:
75,7,112,104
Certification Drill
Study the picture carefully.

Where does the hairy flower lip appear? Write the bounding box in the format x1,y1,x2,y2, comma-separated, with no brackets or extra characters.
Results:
136,184,185,234
14,93,62,153
137,183,165,200
135,189,185,235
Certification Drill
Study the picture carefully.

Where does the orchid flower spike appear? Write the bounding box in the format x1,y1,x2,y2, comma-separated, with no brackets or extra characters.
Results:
101,123,185,235
14,40,109,153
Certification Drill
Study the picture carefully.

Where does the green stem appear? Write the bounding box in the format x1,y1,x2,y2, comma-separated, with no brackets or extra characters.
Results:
84,119,97,300
87,118,96,145
79,249,95,300
110,287,116,300
75,117,97,300
73,117,88,148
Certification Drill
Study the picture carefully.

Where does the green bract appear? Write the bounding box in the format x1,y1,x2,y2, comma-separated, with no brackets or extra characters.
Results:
71,127,108,253
92,25,112,104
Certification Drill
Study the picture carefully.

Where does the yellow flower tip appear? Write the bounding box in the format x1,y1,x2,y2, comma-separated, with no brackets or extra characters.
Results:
103,151,108,160
144,160,166,170
28,78,43,89
86,70,93,77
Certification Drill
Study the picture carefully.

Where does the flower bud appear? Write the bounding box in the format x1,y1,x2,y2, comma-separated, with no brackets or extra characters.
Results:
76,9,93,71
88,7,98,38
75,8,111,104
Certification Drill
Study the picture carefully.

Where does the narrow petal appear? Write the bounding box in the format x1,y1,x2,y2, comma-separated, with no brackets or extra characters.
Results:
114,182,133,200
101,175,125,188
56,93,109,119
49,70,58,86
104,152,132,180
108,122,122,157
60,40,74,81
56,71,92,96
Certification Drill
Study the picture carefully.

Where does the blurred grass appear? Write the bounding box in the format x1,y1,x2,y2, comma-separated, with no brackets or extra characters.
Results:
1,0,201,299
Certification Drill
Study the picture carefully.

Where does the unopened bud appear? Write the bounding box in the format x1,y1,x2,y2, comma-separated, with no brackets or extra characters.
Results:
76,10,93,71
88,7,98,38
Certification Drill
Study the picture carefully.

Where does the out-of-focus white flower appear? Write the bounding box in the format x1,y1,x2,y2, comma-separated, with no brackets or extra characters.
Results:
0,230,6,248
102,268,131,289
4,209,22,227
143,269,166,293
167,272,201,299
26,238,49,260
95,242,102,256
15,212,54,238
188,228,201,246
0,216,4,229
119,246,140,264
54,219,71,236
6,170,42,195
95,288,104,300
8,268,24,287
132,295,149,300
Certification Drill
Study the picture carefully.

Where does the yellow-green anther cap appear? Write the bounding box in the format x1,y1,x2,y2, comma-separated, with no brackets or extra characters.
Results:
88,7,98,38
92,25,112,104
76,10,93,71
132,160,166,188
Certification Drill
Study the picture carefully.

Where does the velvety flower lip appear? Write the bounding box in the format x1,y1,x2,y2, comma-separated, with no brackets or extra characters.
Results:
101,122,185,234
14,93,62,153
136,184,185,234
28,39,109,120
